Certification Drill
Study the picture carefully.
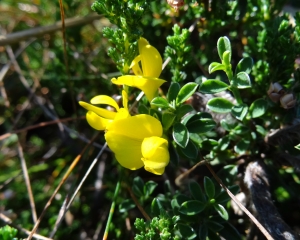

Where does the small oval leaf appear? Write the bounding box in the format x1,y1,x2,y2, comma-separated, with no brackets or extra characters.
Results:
208,62,226,73
151,97,169,108
235,57,253,74
231,72,251,89
189,181,206,202
180,140,198,159
179,200,206,215
204,177,215,199
231,104,248,121
173,122,189,148
199,80,229,94
222,50,231,66
167,82,180,102
217,36,231,61
214,204,229,220
249,98,268,118
187,118,216,133
176,83,198,105
207,98,234,113
162,112,176,130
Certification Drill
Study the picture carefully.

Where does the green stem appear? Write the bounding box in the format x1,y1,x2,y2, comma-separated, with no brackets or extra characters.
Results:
225,64,243,105
103,177,122,240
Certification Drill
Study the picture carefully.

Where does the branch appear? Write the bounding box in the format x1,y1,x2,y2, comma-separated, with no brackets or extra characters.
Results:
0,14,102,46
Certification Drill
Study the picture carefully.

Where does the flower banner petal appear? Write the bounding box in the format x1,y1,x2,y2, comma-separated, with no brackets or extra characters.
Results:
90,95,120,111
86,111,110,130
107,114,163,140
111,76,166,101
144,166,165,175
79,101,116,119
105,132,144,170
138,38,162,77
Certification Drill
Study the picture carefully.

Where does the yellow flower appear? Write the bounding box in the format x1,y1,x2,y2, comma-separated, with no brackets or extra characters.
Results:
111,38,166,101
79,91,130,130
105,114,169,174
79,91,170,175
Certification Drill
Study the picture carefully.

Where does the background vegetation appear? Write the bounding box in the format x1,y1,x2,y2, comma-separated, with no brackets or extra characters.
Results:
0,0,300,239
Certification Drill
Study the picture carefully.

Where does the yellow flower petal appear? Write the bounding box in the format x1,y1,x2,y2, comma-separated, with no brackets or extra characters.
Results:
144,166,166,175
138,38,162,77
111,76,166,101
90,95,120,111
141,136,169,168
86,111,111,130
105,131,144,170
107,114,163,140
130,55,143,76
79,101,116,119
122,90,129,110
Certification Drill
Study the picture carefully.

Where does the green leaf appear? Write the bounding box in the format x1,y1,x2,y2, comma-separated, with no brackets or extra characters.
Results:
222,50,231,66
143,181,158,198
231,72,251,89
179,200,206,215
208,62,226,73
189,133,203,145
214,204,229,220
176,104,194,120
176,83,198,105
151,97,170,108
205,220,224,232
169,142,179,166
198,225,208,240
151,198,163,216
176,224,197,240
167,82,180,102
200,139,218,151
216,165,238,186
132,177,144,198
204,177,215,199
119,199,135,213
219,222,242,240
199,80,229,94
189,181,206,202
249,98,268,118
186,118,216,133
180,140,198,159
162,112,176,130
235,57,253,74
295,144,300,151
207,98,234,113
138,104,148,114
215,185,240,204
218,135,230,151
173,123,189,148
217,36,231,61
234,138,250,154
231,104,248,121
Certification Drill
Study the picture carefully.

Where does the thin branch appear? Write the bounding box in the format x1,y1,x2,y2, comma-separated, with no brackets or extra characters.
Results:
0,14,102,46
27,133,100,240
17,140,38,224
204,161,274,240
49,143,108,238
0,213,52,240
127,187,151,221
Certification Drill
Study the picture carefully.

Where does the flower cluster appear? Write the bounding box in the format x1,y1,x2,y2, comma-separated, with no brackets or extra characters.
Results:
79,38,169,175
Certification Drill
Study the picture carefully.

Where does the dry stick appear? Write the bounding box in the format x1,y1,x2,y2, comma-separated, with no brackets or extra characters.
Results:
17,141,38,224
127,187,151,221
27,133,100,240
49,142,108,238
0,213,53,240
58,0,77,123
204,161,274,240
0,116,85,141
0,14,102,46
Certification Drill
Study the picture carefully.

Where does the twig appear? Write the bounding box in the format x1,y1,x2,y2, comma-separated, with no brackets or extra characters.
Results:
0,116,85,141
0,213,52,240
0,14,102,46
127,187,151,221
204,161,274,240
27,133,100,240
17,140,38,224
49,143,108,238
